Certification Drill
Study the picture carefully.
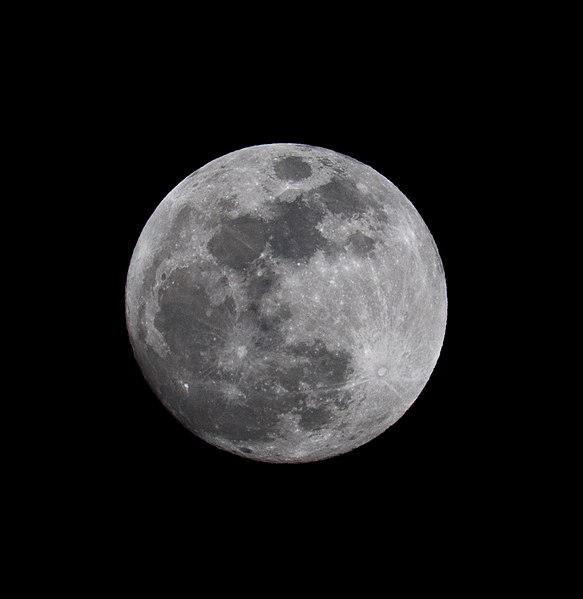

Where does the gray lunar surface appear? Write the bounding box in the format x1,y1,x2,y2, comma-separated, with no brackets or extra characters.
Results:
126,144,447,462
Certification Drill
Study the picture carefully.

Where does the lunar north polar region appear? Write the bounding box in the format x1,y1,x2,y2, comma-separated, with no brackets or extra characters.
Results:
126,144,447,463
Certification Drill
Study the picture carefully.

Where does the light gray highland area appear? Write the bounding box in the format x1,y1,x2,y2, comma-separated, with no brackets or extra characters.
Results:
126,144,447,462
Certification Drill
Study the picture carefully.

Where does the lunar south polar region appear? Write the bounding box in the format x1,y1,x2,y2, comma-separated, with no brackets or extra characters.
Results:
126,144,447,463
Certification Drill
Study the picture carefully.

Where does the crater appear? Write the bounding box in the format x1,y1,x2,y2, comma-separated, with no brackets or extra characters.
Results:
274,156,312,181
207,215,269,270
268,196,327,262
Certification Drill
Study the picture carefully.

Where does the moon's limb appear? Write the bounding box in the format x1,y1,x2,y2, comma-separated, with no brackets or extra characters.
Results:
125,144,447,462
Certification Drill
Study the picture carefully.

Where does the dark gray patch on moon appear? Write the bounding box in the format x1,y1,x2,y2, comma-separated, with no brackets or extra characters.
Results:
154,266,235,373
207,215,269,269
289,338,353,389
271,339,353,398
181,383,280,444
299,406,333,431
314,176,368,217
274,156,312,181
268,196,327,262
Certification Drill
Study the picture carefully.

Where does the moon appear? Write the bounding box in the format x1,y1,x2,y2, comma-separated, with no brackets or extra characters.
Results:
125,144,447,463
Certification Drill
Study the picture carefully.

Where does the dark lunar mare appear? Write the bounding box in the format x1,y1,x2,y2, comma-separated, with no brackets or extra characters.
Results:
267,196,328,263
273,156,312,181
207,215,269,270
315,176,368,217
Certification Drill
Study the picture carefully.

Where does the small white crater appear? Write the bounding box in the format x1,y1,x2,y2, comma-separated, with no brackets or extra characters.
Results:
237,346,247,359
377,367,387,377
183,382,189,390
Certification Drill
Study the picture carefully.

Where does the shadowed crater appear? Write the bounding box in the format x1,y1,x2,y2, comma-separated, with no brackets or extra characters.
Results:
208,215,269,270
268,196,327,262
274,156,312,181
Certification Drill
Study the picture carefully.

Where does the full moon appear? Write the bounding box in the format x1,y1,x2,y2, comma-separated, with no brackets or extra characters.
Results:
125,144,447,463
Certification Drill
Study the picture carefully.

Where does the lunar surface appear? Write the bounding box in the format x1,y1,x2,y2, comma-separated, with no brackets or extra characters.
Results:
125,144,447,462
